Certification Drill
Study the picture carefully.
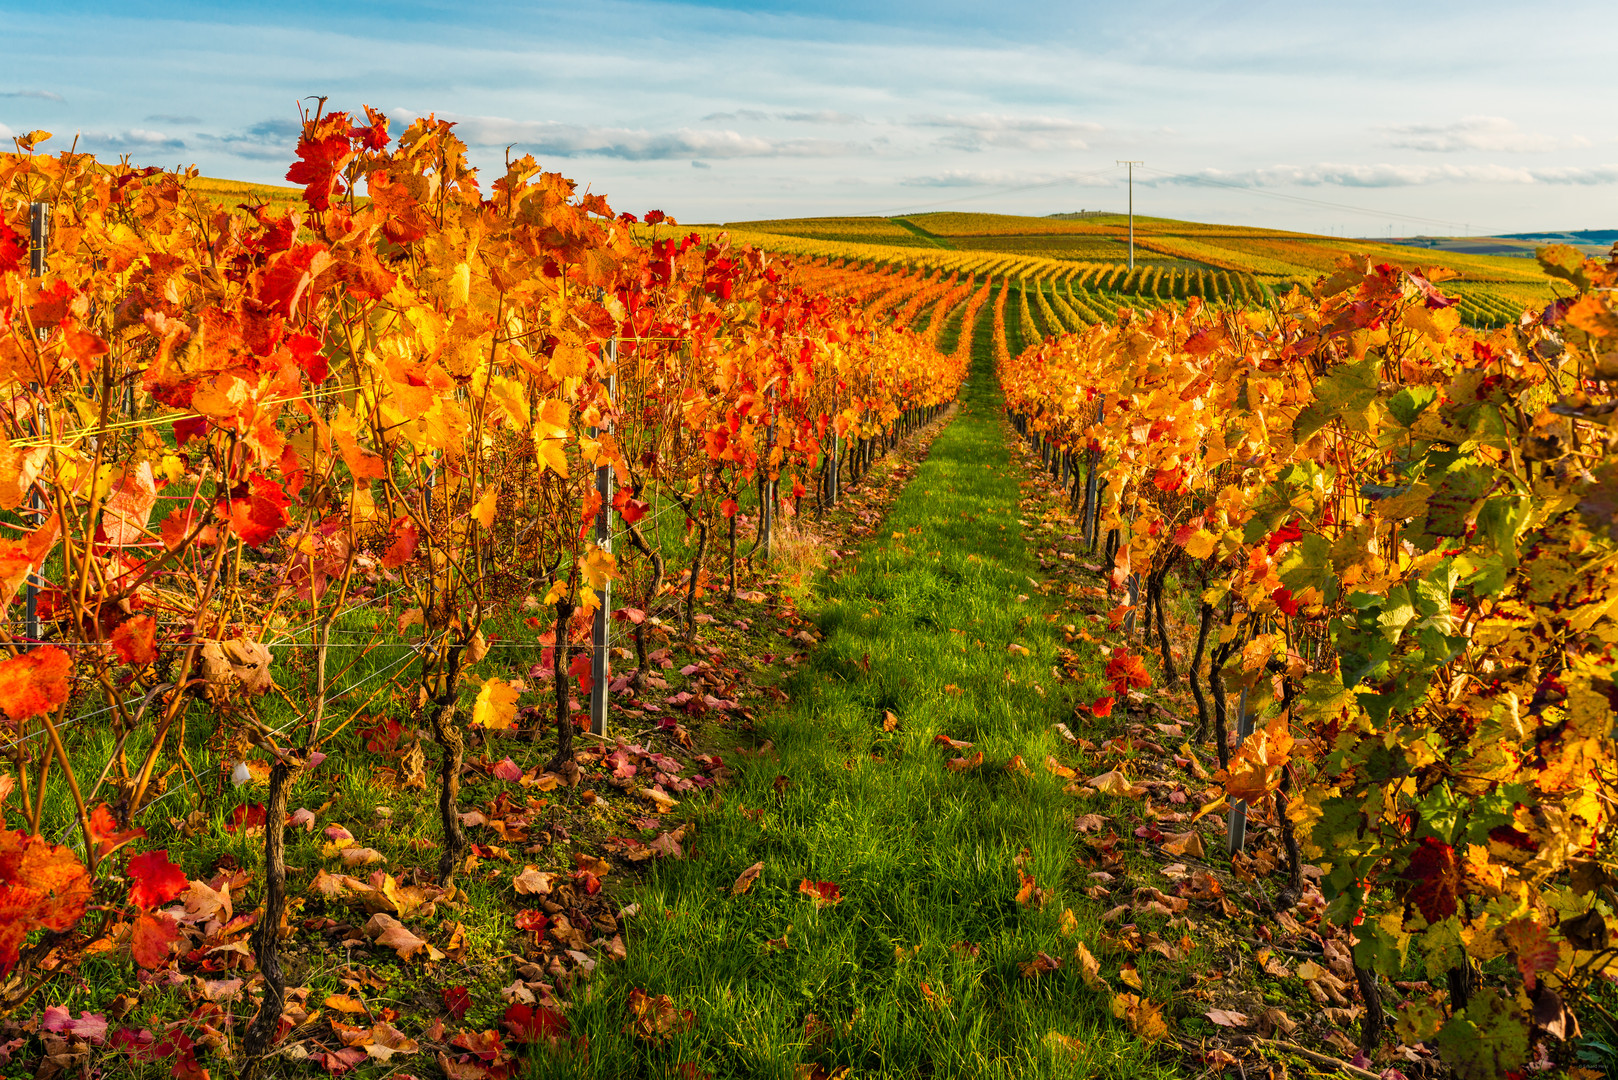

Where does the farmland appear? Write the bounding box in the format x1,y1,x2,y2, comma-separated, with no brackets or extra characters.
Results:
707,210,1558,333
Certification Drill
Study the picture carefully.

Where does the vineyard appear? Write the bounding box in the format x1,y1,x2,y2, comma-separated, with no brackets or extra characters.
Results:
995,251,1618,1079
713,211,1556,334
0,112,964,1077
0,109,1615,1080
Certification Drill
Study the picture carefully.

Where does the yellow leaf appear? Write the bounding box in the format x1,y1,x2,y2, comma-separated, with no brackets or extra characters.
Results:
471,488,498,529
1073,941,1103,987
582,546,617,589
158,454,187,487
549,344,590,379
536,438,569,477
1183,529,1218,560
486,375,530,429
473,677,520,730
1111,993,1168,1041
448,261,471,308
1088,769,1145,797
1225,715,1295,804
535,398,570,440
542,580,568,606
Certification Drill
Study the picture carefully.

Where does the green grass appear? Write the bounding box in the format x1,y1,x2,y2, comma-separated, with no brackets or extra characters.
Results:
550,309,1178,1079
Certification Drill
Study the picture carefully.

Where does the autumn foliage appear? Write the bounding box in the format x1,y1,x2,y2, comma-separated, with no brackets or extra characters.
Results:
1001,248,1618,1074
0,106,963,1037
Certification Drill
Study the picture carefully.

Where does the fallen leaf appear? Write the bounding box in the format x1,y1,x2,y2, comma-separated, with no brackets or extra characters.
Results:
1087,770,1145,797
1111,993,1169,1041
513,866,555,895
1160,831,1205,858
1072,941,1103,987
1020,951,1062,978
325,994,369,1014
798,879,843,907
732,862,764,896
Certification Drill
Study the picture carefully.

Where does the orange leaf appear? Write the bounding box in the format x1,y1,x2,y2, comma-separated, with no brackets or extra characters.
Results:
87,804,145,859
109,615,157,666
0,646,72,722
130,911,181,969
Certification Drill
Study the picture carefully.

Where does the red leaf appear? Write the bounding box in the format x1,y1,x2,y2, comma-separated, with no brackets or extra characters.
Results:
1265,520,1303,554
505,1002,569,1043
127,849,188,909
285,114,355,212
514,910,550,934
798,879,843,906
1087,696,1116,718
443,985,472,1020
286,332,329,384
0,830,92,972
381,518,419,569
257,242,334,318
0,646,72,722
227,803,267,834
1105,650,1152,693
110,614,158,665
0,217,25,274
130,910,181,969
1402,837,1460,922
214,474,291,547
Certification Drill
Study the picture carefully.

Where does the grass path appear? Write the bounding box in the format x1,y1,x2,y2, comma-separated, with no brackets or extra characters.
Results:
555,326,1174,1079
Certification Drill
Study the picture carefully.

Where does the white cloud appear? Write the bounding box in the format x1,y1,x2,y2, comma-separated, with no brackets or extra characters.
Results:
909,112,1102,152
193,118,301,161
779,110,864,125
901,167,1116,188
399,111,859,160
1,90,63,101
1158,162,1618,188
701,109,863,125
78,128,187,153
1382,116,1585,153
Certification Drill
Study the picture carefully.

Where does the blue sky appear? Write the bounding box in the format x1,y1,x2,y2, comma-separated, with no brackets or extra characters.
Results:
4,0,1615,235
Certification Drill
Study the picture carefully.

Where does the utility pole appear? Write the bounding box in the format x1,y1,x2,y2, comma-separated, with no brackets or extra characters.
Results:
1116,161,1143,270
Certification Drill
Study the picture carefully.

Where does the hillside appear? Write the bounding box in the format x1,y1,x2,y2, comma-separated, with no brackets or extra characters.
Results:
703,210,1562,331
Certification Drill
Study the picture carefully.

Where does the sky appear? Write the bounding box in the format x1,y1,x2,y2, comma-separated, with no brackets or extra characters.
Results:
3,0,1615,236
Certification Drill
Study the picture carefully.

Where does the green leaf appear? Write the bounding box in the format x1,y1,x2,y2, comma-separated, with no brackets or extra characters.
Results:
1473,496,1527,567
1436,988,1530,1080
1537,244,1594,293
1422,462,1497,538
1279,534,1339,605
1389,386,1438,428
1295,357,1381,441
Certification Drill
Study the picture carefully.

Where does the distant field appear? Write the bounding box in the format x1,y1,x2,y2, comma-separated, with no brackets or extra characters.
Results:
700,209,1564,333
190,175,305,211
